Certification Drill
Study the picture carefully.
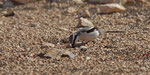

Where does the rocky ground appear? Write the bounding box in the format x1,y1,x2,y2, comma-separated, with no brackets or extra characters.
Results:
0,0,150,75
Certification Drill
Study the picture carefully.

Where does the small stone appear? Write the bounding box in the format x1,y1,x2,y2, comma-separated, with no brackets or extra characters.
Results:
44,49,62,59
59,27,69,31
30,24,36,27
39,61,44,64
43,49,75,59
77,17,94,28
53,0,83,3
0,61,7,67
81,9,91,18
126,0,136,5
0,21,3,25
0,1,3,7
141,67,147,71
51,2,57,7
86,57,91,60
114,0,127,5
2,0,14,8
88,0,128,4
62,50,75,59
42,42,55,48
80,46,88,51
29,53,34,57
67,7,76,14
3,11,15,17
38,49,75,59
52,0,69,3
72,0,83,4
90,13,97,19
135,0,149,4
88,7,100,15
27,57,35,61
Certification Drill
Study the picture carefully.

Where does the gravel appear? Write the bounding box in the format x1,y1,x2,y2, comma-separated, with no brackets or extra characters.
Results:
0,0,150,74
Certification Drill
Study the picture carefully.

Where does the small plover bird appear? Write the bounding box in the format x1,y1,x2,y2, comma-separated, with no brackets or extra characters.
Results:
69,26,104,48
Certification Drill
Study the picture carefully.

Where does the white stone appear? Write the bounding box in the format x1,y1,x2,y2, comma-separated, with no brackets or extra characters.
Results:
77,17,94,28
86,57,91,60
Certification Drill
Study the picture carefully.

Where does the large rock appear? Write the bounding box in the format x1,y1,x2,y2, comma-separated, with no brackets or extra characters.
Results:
87,0,128,4
52,0,83,4
88,0,114,4
99,3,126,14
11,0,42,4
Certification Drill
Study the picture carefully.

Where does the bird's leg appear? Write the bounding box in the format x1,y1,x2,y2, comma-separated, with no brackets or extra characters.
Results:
71,35,78,48
72,43,75,48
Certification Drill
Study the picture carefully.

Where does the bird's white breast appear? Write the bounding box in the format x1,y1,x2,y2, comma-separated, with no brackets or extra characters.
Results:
79,30,99,41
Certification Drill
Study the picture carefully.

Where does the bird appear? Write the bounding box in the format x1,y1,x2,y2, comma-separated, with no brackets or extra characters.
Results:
69,26,104,48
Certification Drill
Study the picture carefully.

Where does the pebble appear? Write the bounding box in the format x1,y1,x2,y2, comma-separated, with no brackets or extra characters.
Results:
0,2,3,7
141,67,147,71
2,1,14,8
43,49,75,59
0,21,3,25
62,50,75,59
72,0,83,4
42,42,55,48
81,9,91,18
59,27,69,31
86,57,91,60
88,0,114,4
90,13,97,19
44,49,62,59
80,46,88,52
3,11,15,17
67,7,76,14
